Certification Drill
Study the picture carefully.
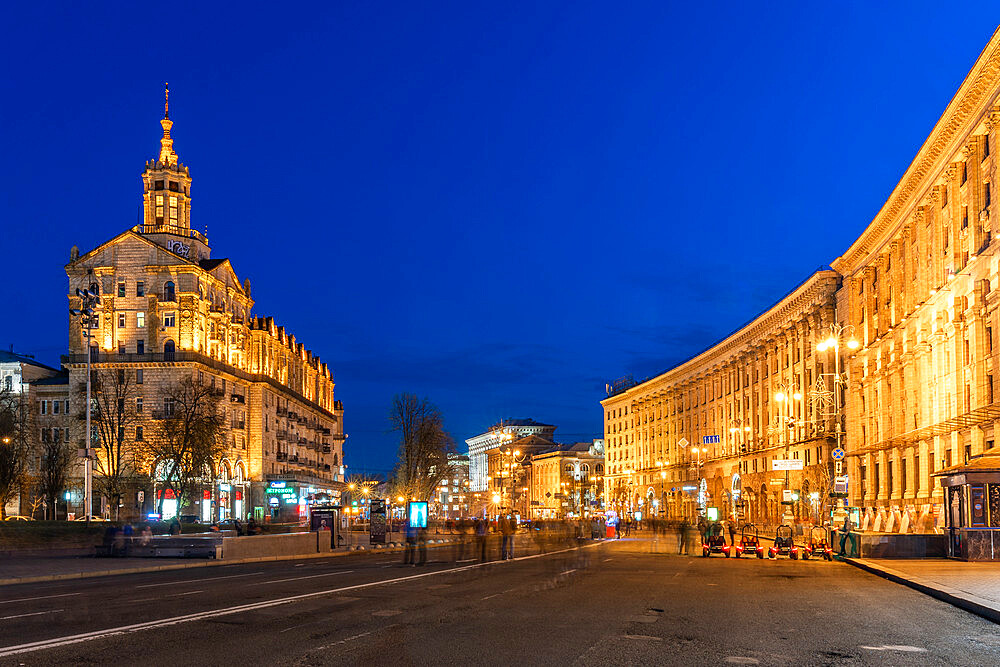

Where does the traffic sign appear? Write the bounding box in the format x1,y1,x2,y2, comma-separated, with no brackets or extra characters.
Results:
677,438,689,448
835,460,843,475
832,448,846,460
702,435,720,444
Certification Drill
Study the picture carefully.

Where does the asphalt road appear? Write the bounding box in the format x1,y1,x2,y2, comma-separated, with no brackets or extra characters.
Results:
1,535,999,666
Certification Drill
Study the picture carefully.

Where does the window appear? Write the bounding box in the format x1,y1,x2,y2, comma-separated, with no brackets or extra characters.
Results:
40,400,46,415
163,312,176,327
118,282,126,297
136,397,143,413
118,343,126,355
901,459,907,494
987,183,992,207
985,135,991,159
962,163,968,184
914,456,920,492
136,281,145,297
169,196,178,221
155,180,165,191
163,397,176,417
963,206,969,229
90,314,100,329
118,313,126,328
137,312,146,328
136,369,143,384
53,401,60,415
164,340,175,361
137,340,144,355
136,425,144,441
163,281,175,302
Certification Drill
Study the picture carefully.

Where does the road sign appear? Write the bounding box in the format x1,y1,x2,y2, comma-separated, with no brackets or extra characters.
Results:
137,490,144,503
834,476,848,494
835,460,843,475
702,435,720,444
772,459,804,471
677,438,689,448
832,448,846,460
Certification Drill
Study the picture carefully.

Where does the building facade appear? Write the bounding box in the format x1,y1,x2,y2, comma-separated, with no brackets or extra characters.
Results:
62,98,346,522
526,440,605,519
465,419,556,492
832,29,1000,522
602,271,843,525
601,30,1000,532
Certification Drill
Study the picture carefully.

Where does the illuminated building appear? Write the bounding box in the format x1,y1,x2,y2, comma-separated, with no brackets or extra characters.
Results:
63,90,346,521
465,418,555,492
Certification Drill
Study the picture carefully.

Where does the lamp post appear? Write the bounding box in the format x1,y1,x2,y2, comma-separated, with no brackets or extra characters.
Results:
816,325,859,524
69,287,101,524
774,384,803,524
499,446,525,517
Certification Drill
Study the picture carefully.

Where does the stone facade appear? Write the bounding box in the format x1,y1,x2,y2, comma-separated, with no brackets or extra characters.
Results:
465,419,556,492
62,100,346,521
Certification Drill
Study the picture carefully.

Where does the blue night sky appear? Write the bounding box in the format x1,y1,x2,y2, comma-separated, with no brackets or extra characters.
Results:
2,3,998,473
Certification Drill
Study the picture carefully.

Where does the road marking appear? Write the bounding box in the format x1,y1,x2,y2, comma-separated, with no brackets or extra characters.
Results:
456,559,477,563
623,634,662,641
480,593,502,601
252,571,353,586
0,593,79,606
0,542,601,658
860,645,927,652
294,564,305,568
168,590,203,597
0,610,63,621
135,572,264,589
317,630,371,649
603,558,613,562
560,569,577,575
725,658,760,664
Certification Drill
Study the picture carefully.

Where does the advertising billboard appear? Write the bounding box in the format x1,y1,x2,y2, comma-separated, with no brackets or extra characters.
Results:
408,501,428,529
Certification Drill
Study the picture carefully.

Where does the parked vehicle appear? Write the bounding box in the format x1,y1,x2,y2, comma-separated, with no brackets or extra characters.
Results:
734,523,764,558
768,524,798,559
802,526,833,561
702,521,730,557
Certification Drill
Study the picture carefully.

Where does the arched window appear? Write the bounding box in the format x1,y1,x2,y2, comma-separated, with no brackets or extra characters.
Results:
234,461,245,485
596,464,604,474
581,463,590,472
564,463,575,474
164,281,175,302
333,453,339,466
163,339,175,361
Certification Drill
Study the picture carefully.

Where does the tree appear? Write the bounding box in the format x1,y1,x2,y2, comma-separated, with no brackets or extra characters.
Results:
147,376,227,516
36,437,75,520
0,388,31,519
388,394,455,502
89,369,146,520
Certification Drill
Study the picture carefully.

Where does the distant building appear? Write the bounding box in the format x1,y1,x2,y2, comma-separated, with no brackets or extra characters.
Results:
431,454,470,520
0,348,62,395
525,440,605,519
466,419,556,492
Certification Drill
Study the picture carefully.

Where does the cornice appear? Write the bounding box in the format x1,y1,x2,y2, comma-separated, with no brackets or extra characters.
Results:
833,27,1000,276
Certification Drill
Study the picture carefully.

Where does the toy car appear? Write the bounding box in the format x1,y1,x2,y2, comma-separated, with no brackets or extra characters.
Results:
802,526,833,561
702,521,730,557
768,524,798,559
734,523,764,558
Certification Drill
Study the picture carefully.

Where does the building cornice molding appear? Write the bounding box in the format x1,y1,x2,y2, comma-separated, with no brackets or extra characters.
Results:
833,27,1000,276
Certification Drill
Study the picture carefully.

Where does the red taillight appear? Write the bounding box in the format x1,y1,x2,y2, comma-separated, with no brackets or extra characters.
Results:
723,546,730,552
791,547,798,552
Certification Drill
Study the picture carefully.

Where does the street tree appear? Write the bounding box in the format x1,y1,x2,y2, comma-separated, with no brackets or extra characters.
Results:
89,368,146,520
388,393,455,502
36,436,75,520
147,376,227,516
0,388,31,519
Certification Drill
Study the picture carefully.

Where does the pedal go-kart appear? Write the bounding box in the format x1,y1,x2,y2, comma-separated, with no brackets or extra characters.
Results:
802,526,833,561
768,524,798,559
734,523,764,559
702,521,730,558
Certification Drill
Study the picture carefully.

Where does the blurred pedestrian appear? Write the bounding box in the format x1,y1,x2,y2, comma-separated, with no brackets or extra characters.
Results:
727,519,736,547
475,517,488,561
417,526,428,565
139,524,153,546
404,518,418,566
679,517,690,555
500,513,515,560
838,514,856,557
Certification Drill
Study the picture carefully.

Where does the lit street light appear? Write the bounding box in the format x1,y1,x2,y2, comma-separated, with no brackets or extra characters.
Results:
69,286,101,524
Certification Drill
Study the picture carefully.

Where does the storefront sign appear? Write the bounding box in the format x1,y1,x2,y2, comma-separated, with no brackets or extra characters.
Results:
269,481,288,489
772,459,804,471
219,483,231,491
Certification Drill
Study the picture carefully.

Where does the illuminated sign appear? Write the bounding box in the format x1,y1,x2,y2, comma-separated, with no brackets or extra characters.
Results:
706,507,719,521
219,483,231,491
407,501,428,529
269,481,288,489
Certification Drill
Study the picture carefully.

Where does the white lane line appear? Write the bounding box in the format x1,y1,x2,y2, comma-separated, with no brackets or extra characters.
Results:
168,590,203,598
316,630,371,649
560,569,577,575
0,542,601,658
252,571,354,586
860,645,927,652
603,558,613,562
624,634,662,641
135,572,264,589
0,593,79,606
480,593,502,601
456,559,477,563
0,610,63,621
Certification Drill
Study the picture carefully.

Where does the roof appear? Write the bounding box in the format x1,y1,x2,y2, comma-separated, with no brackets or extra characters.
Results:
31,373,70,386
199,258,228,271
933,449,1000,476
491,418,555,429
0,350,61,373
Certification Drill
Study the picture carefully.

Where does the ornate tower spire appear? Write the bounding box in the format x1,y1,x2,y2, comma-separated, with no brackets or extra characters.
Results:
159,82,178,166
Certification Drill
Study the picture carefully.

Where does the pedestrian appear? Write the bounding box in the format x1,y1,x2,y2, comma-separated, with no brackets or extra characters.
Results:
417,526,428,565
247,516,259,536
679,517,690,555
475,517,488,562
404,518,418,566
838,514,856,557
139,524,153,546
169,517,182,535
727,519,736,548
500,513,515,560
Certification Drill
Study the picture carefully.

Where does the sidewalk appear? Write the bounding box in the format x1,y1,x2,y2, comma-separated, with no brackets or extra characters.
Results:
846,558,1000,624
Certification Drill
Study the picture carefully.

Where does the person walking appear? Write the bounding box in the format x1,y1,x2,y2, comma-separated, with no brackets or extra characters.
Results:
475,517,488,562
500,513,515,560
679,517,690,555
838,514,856,557
727,519,736,548
404,518,418,566
417,526,428,565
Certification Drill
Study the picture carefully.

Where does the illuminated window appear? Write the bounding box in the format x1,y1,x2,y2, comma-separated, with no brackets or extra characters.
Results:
136,312,145,328
118,282,126,297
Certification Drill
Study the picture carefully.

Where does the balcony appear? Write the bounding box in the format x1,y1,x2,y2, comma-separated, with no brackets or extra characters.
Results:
231,421,246,430
134,223,208,245
276,406,288,416
276,430,288,441
230,394,246,404
276,451,288,461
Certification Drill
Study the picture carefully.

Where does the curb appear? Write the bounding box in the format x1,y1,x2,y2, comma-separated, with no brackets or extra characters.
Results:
0,539,459,588
844,558,1000,625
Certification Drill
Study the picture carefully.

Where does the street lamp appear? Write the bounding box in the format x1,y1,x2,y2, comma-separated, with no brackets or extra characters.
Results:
69,286,101,524
816,324,859,522
774,383,803,523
